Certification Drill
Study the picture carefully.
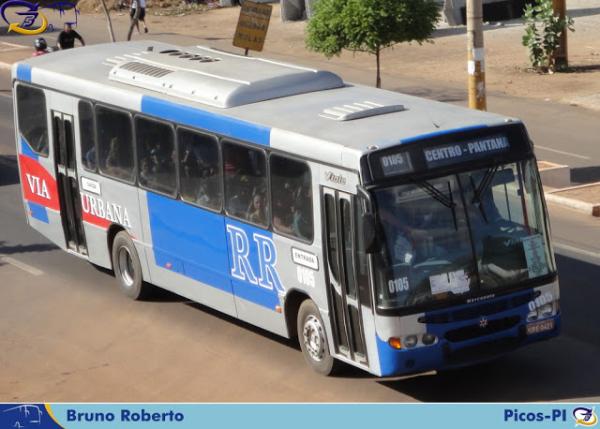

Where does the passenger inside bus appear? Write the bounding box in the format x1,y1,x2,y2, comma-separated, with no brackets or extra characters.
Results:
247,190,267,225
224,144,268,226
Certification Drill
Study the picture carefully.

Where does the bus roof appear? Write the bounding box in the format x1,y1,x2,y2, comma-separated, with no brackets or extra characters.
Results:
14,41,519,167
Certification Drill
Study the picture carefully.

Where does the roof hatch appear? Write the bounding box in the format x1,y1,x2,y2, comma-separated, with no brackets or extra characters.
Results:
320,101,406,121
107,44,344,108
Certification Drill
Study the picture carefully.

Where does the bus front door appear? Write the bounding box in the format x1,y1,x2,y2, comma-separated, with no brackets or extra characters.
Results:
52,111,87,255
322,188,367,365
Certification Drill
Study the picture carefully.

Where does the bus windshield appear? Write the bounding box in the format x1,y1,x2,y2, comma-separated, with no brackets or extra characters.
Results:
373,158,555,310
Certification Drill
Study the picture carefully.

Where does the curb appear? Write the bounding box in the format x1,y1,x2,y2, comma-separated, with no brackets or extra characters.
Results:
545,182,600,217
545,193,600,217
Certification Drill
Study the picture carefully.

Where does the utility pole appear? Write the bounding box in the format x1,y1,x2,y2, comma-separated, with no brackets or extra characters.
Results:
466,0,486,110
553,0,568,69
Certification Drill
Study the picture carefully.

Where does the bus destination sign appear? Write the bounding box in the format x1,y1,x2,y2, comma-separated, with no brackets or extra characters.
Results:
379,152,413,177
424,134,510,168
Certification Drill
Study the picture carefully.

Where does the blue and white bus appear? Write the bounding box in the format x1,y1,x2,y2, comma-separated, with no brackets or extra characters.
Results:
13,41,559,376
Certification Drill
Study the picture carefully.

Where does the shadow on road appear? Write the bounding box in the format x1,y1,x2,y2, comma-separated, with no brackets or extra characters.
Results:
0,155,19,186
185,300,301,351
0,240,57,254
556,253,600,346
378,253,600,401
392,85,467,103
571,166,600,185
569,7,600,19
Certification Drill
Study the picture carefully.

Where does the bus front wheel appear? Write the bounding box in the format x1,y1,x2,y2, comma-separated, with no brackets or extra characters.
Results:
111,231,148,300
297,300,339,376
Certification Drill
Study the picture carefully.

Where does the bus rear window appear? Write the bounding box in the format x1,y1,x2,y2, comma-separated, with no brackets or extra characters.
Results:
270,155,313,242
96,106,134,183
223,142,268,227
16,85,48,156
137,116,176,196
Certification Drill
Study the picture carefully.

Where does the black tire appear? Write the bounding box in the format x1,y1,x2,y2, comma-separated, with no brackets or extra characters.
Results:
297,300,340,375
111,231,148,300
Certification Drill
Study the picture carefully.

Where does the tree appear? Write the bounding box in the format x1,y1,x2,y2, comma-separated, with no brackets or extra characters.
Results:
522,0,574,73
306,0,440,88
99,0,116,42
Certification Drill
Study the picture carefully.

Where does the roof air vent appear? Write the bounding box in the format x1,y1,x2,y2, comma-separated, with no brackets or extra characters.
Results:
118,61,173,78
320,101,405,121
159,49,221,62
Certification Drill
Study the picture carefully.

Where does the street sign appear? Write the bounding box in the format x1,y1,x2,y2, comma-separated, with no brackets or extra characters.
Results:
233,1,272,53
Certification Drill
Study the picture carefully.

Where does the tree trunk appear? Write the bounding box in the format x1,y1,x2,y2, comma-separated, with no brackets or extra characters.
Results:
99,0,116,42
375,47,381,88
127,5,141,41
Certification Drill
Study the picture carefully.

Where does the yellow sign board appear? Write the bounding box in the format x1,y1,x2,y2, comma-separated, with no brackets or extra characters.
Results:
233,1,272,53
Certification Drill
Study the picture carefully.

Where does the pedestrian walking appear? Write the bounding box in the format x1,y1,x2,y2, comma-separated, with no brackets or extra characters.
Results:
57,23,85,50
130,0,149,34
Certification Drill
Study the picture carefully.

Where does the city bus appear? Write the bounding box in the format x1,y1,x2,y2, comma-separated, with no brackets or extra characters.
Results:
12,41,560,377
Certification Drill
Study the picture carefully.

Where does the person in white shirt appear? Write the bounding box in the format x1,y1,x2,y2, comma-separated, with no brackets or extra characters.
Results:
130,0,148,34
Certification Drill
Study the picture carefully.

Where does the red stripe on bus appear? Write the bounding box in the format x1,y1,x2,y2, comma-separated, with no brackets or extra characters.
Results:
81,209,111,229
18,154,61,211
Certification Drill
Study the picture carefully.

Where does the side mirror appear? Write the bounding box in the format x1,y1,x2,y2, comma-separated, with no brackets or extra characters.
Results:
361,212,379,254
356,185,379,253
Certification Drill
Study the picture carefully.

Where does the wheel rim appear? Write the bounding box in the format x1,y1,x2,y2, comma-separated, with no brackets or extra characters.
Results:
118,247,135,288
303,315,326,362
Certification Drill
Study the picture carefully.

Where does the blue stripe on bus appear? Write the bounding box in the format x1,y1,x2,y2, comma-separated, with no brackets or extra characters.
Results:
28,201,49,223
147,192,233,293
16,63,32,82
141,96,271,146
20,136,39,160
401,124,488,144
146,192,281,310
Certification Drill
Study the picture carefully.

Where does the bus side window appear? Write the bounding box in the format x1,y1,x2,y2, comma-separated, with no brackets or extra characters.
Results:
136,116,176,196
223,141,268,227
270,154,313,242
96,106,134,183
16,85,49,157
78,100,96,171
178,129,221,211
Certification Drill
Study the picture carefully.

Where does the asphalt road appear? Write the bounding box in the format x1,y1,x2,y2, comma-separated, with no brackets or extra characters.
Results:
1,80,600,401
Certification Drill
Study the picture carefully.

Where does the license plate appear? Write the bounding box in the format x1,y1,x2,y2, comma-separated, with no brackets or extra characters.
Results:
526,319,555,335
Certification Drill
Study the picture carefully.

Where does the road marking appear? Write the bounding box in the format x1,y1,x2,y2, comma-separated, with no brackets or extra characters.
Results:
535,145,591,160
0,255,44,276
0,42,29,52
554,241,600,261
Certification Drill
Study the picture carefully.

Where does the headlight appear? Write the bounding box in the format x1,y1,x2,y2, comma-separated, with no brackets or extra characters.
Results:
403,335,418,348
527,310,538,322
422,333,437,345
539,303,554,318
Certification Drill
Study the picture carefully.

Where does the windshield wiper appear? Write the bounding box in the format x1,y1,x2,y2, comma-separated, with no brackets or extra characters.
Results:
470,166,499,223
472,166,499,204
414,180,458,230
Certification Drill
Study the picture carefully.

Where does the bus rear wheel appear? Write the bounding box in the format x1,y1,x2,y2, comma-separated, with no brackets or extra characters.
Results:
111,231,148,300
297,300,340,376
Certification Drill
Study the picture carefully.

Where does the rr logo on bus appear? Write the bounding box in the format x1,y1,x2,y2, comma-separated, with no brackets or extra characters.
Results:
226,224,285,293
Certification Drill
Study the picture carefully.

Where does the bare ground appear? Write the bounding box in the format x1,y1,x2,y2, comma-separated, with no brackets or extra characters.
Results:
92,1,600,109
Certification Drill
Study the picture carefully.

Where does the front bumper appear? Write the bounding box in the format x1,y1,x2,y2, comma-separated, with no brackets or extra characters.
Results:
376,313,561,377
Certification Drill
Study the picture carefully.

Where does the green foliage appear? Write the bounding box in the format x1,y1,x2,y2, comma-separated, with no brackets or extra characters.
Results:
306,0,440,87
522,0,574,73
